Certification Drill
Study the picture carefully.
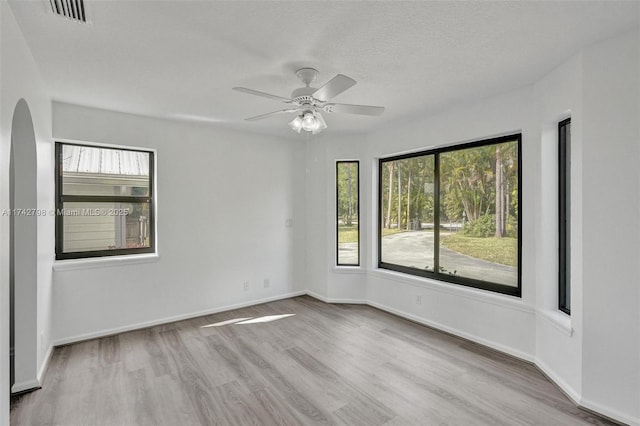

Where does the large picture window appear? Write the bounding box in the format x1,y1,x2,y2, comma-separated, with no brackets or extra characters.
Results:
337,161,359,266
55,142,155,260
378,135,521,296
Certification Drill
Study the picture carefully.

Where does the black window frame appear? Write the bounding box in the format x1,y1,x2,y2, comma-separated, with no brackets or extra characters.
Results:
55,141,155,260
378,134,522,297
336,160,360,266
558,118,571,314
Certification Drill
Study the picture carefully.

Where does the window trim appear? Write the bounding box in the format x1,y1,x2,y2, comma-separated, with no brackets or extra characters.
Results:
558,118,571,314
377,134,522,297
55,141,156,260
336,160,360,267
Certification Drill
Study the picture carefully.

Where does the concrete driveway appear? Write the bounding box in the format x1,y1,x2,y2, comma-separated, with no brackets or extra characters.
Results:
338,230,517,287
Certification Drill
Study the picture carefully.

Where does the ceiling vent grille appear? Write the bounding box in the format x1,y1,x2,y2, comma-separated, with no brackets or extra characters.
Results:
48,0,88,23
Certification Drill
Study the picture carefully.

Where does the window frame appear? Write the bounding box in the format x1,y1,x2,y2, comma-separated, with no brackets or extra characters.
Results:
336,160,360,267
55,141,156,260
558,118,571,314
377,134,522,297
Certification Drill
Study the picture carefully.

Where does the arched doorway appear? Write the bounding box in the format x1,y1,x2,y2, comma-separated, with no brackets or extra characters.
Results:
9,99,38,394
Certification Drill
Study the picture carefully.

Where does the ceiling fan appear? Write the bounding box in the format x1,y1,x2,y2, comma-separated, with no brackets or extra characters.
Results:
233,68,384,134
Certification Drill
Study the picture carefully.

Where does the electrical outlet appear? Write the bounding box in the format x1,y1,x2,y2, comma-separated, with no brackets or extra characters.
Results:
285,218,293,228
264,279,270,288
243,281,249,291
416,295,422,305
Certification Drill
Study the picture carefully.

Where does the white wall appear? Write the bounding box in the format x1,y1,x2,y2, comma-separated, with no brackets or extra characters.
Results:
10,100,39,396
304,135,329,299
532,52,584,403
306,133,369,303
51,103,306,343
304,28,640,425
360,87,538,360
580,29,639,423
0,1,54,422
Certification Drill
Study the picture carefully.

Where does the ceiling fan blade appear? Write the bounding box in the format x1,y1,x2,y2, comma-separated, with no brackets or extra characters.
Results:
324,103,385,116
245,109,298,121
233,87,292,103
312,74,356,101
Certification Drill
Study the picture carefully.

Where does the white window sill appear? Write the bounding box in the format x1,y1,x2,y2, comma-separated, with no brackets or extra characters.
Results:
537,309,573,336
333,265,366,274
368,268,534,314
53,253,159,271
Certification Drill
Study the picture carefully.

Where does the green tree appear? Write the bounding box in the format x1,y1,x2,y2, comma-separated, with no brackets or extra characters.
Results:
380,140,516,238
493,141,518,237
381,156,434,230
440,145,496,223
337,162,358,226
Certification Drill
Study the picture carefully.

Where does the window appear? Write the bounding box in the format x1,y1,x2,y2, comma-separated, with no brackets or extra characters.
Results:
55,142,155,260
379,135,521,296
558,119,571,314
337,161,359,266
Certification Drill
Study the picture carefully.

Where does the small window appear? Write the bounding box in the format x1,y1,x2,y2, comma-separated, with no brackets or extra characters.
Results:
558,119,571,314
379,135,521,296
55,142,155,260
336,161,359,266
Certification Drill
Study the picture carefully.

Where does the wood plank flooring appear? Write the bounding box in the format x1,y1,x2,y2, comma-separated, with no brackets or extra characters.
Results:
11,296,616,425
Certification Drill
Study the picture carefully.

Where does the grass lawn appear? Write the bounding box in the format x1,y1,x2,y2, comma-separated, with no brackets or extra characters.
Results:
381,227,404,237
441,233,517,267
338,226,406,243
337,225,359,243
340,226,516,267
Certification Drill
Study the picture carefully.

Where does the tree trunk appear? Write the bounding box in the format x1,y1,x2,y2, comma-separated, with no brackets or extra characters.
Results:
406,169,412,230
456,180,474,221
397,163,402,229
385,162,394,228
495,146,505,238
346,165,353,226
505,179,510,234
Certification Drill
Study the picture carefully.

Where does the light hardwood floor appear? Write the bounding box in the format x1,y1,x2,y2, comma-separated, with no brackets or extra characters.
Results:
11,296,616,425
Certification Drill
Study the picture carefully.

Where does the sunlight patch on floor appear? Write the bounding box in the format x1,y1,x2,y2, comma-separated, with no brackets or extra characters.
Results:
236,314,296,324
201,317,253,328
201,314,295,328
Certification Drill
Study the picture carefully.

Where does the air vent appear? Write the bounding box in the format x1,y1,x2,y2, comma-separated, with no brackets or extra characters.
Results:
48,0,88,23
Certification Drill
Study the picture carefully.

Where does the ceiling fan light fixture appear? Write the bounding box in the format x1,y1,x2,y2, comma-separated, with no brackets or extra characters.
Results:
312,112,327,135
301,110,318,132
289,110,326,135
288,115,303,133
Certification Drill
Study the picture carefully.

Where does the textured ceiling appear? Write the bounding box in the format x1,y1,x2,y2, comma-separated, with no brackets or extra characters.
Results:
8,1,640,139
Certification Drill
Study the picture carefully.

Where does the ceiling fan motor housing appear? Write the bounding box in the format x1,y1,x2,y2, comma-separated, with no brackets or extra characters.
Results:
290,87,319,105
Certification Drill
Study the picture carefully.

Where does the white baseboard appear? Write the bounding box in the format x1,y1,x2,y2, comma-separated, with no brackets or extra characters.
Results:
11,379,40,394
52,291,307,346
306,291,366,304
534,357,581,404
367,300,535,363
536,358,637,425
10,345,52,395
580,397,639,426
37,345,54,385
